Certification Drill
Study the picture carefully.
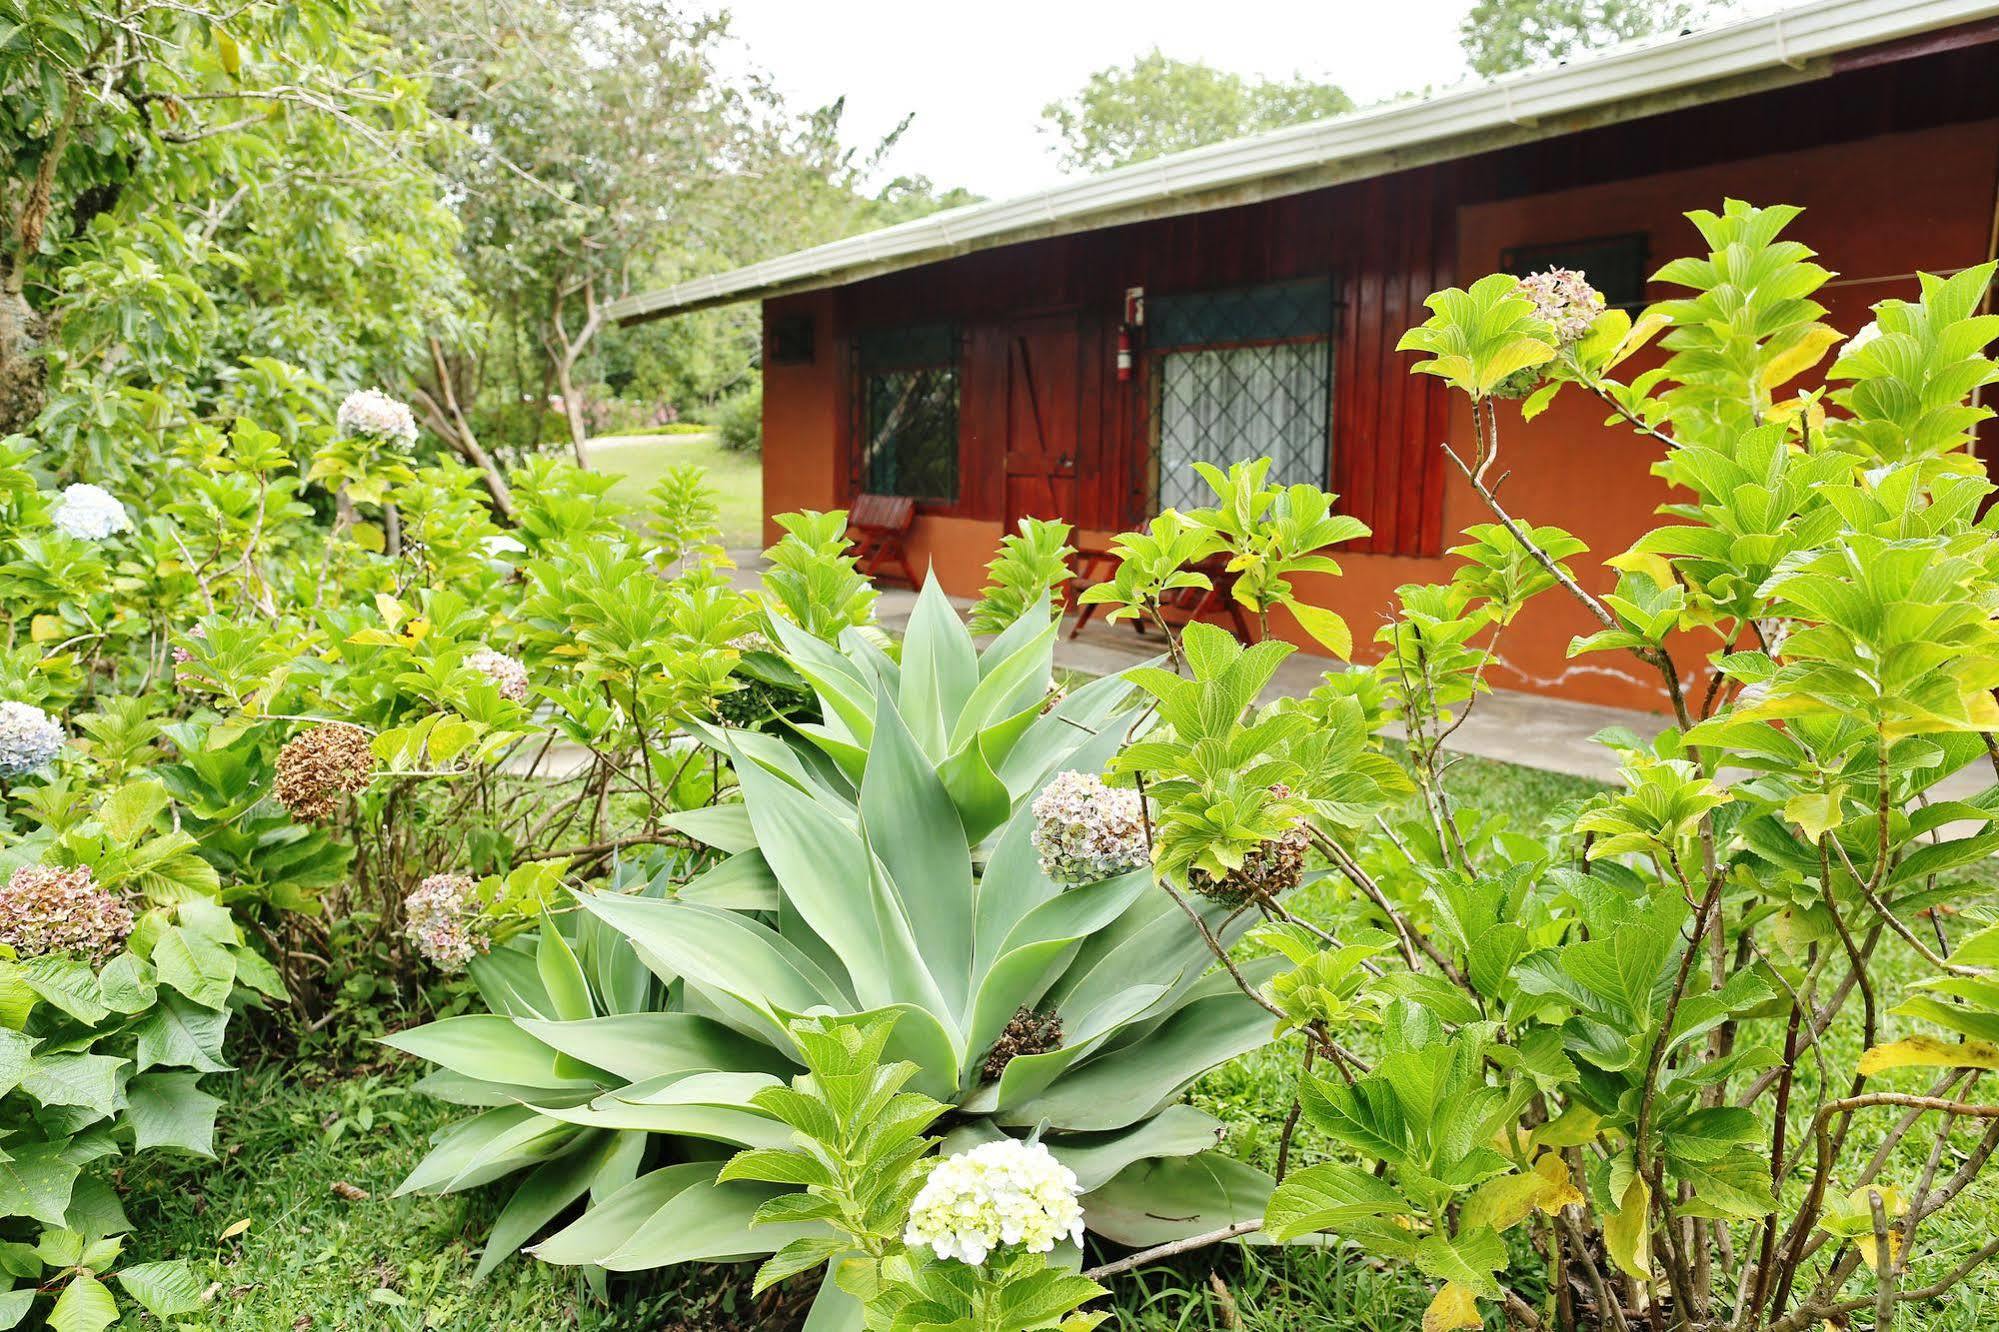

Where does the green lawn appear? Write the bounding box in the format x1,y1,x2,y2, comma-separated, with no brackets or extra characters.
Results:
586,433,764,548
108,753,1999,1331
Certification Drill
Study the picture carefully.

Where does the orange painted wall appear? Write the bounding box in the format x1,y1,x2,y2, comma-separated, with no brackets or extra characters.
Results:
760,97,1999,714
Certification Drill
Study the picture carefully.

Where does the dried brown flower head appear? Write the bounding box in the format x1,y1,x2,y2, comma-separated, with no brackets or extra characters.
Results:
982,1006,1064,1083
274,722,375,821
1187,825,1310,905
0,864,134,963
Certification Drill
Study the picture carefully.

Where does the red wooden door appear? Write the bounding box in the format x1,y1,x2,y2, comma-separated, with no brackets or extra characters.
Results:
1001,314,1081,528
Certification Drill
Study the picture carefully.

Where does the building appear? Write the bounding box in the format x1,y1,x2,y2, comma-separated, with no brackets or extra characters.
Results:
612,0,1999,710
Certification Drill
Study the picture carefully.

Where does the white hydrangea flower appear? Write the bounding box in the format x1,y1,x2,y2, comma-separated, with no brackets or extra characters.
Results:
904,1138,1085,1266
0,701,63,777
335,389,419,448
465,647,530,703
1030,770,1149,885
1515,268,1607,344
403,873,490,972
49,484,131,541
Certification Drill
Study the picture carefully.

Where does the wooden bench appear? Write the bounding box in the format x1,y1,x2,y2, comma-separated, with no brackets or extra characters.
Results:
847,493,920,589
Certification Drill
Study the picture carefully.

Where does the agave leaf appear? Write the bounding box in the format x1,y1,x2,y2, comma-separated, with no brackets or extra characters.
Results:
475,1130,621,1279
529,1162,719,1265
529,1091,790,1147
938,733,1013,847
396,1106,581,1195
468,947,556,1021
575,894,849,1023
952,616,1059,749
1078,1151,1274,1248
899,577,980,759
382,1016,602,1091
1002,983,1276,1131
676,850,782,912
515,1013,795,1085
1041,1105,1230,1193
862,690,976,1017
965,872,1153,1060
660,804,757,855
736,750,929,1013
986,985,1168,1112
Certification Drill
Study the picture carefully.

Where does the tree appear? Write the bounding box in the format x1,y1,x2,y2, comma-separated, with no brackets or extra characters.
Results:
1460,0,1712,78
1041,51,1353,175
0,0,459,440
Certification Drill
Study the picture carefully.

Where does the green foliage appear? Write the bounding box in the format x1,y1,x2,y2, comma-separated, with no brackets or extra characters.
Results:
968,518,1075,636
1460,0,1710,77
1041,51,1352,173
394,579,1276,1325
713,383,763,454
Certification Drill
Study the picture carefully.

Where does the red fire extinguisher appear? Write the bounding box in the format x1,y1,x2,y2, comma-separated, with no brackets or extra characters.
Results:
1117,286,1144,383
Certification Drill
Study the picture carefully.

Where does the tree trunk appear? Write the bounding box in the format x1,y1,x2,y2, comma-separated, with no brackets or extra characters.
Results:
545,278,604,471
0,288,46,436
414,336,517,521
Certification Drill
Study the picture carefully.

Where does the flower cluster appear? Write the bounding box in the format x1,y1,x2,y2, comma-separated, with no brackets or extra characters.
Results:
904,1138,1086,1265
981,1006,1063,1083
335,389,419,448
1515,267,1607,343
0,864,134,963
465,647,530,703
729,630,775,655
1030,770,1149,885
403,873,490,972
0,701,64,777
49,483,132,541
274,722,376,820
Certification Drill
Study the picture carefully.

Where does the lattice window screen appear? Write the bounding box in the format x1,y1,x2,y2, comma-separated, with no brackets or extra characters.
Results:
1149,278,1334,513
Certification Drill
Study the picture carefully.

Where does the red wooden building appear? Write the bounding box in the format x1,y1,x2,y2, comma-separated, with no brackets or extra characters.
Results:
612,0,1999,710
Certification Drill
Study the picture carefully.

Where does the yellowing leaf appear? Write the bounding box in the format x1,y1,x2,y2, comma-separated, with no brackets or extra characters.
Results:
1534,1104,1601,1149
1848,1187,1907,1274
1605,1173,1652,1281
374,594,406,630
1606,309,1671,371
1287,600,1353,660
1605,550,1675,591
1759,323,1843,393
218,1218,250,1241
1423,1282,1482,1332
1858,1035,1999,1077
29,615,64,643
1784,788,1845,843
215,29,241,75
1465,1154,1582,1232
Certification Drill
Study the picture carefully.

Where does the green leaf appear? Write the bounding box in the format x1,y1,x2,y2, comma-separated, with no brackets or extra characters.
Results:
151,926,237,1008
46,1274,116,1332
113,1260,204,1320
125,1072,220,1156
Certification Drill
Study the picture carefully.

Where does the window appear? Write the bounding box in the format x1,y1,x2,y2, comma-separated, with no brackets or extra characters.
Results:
857,323,959,502
1502,234,1649,309
1149,277,1335,513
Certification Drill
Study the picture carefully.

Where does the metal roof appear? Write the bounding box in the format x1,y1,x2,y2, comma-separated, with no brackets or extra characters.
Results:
608,0,1999,325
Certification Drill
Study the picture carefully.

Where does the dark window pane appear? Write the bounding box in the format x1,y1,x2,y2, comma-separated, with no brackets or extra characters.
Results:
864,365,959,501
1501,234,1649,308
1151,276,1334,351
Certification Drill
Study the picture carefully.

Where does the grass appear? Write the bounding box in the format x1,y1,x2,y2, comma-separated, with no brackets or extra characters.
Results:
584,432,763,548
110,753,1999,1330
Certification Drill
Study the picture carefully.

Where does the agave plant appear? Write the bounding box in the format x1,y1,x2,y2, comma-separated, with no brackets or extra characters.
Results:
390,581,1279,1320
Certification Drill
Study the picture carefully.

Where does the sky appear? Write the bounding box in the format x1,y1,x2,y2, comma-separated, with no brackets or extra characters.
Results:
717,0,1484,201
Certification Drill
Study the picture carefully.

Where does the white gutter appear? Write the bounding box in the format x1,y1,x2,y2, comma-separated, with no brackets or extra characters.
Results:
608,0,1999,324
